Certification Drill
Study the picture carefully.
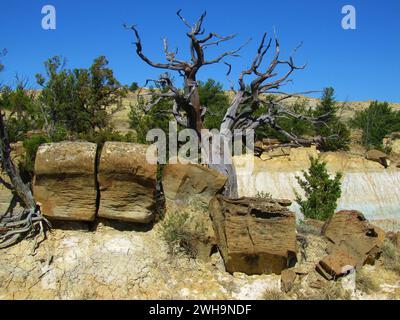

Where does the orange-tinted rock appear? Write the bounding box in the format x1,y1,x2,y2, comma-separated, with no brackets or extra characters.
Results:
316,247,358,280
317,210,386,280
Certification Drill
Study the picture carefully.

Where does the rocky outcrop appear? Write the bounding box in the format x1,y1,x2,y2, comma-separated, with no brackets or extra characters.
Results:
383,132,400,156
97,142,157,223
317,210,385,279
234,146,400,231
365,149,390,168
209,195,297,275
33,142,97,221
162,162,227,206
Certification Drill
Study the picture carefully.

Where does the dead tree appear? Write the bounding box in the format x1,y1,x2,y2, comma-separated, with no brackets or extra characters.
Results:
126,11,328,197
0,110,50,250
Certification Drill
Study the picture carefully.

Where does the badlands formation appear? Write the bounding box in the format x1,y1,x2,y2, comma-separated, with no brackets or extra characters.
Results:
0,141,399,300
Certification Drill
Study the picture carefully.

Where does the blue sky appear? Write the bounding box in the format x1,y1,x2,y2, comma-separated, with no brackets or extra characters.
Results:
0,0,399,102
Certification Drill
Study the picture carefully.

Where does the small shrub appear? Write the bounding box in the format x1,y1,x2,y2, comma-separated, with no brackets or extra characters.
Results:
255,191,272,199
21,134,50,176
295,157,342,221
381,239,400,275
159,211,197,258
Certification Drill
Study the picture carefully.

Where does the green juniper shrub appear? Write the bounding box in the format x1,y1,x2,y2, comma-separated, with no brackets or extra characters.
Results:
0,83,43,143
129,82,139,92
295,156,342,221
350,101,400,150
36,55,128,138
199,79,230,130
313,87,350,151
20,134,50,179
255,99,314,143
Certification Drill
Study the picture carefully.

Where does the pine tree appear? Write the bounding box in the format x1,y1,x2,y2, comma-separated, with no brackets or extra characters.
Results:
314,87,350,151
295,157,342,221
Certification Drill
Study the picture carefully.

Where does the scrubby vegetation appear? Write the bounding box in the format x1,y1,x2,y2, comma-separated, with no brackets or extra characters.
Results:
381,239,400,275
302,282,351,300
313,87,350,151
255,191,272,199
351,101,400,151
295,157,342,221
159,211,197,258
356,269,379,294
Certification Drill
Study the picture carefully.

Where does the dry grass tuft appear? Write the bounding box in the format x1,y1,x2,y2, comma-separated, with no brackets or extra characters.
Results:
263,289,287,300
381,239,400,275
356,269,379,294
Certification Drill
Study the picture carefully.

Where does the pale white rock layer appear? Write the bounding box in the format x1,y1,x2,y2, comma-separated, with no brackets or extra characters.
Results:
233,148,400,231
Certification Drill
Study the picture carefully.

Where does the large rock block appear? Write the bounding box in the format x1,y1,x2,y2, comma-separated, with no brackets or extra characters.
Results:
162,162,227,206
209,195,297,275
33,142,97,221
317,210,386,279
97,142,157,223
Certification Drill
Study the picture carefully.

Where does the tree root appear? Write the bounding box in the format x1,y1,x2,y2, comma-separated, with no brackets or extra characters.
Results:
0,208,51,251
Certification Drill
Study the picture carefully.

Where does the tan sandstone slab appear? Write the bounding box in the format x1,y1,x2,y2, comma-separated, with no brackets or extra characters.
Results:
97,142,157,223
162,162,227,207
210,195,297,275
33,142,97,221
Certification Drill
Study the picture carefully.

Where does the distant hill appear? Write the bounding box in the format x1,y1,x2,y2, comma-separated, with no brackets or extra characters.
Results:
111,90,400,134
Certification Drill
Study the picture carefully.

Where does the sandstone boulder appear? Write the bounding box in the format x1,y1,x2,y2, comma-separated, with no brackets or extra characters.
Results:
316,247,357,280
97,142,157,223
365,149,390,168
209,195,297,275
162,162,227,206
383,132,400,156
33,142,97,221
317,210,385,279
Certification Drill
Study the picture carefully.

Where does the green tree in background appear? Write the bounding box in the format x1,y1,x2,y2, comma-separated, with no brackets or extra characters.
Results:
313,87,350,151
199,79,230,130
0,80,43,142
36,55,128,138
129,78,230,143
350,101,400,150
256,99,315,142
295,157,342,221
129,87,174,144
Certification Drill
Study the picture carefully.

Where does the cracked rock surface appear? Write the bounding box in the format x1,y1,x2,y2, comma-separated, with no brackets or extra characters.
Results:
0,221,281,300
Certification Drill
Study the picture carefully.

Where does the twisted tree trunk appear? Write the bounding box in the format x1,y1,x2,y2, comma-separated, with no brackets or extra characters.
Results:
0,110,50,249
